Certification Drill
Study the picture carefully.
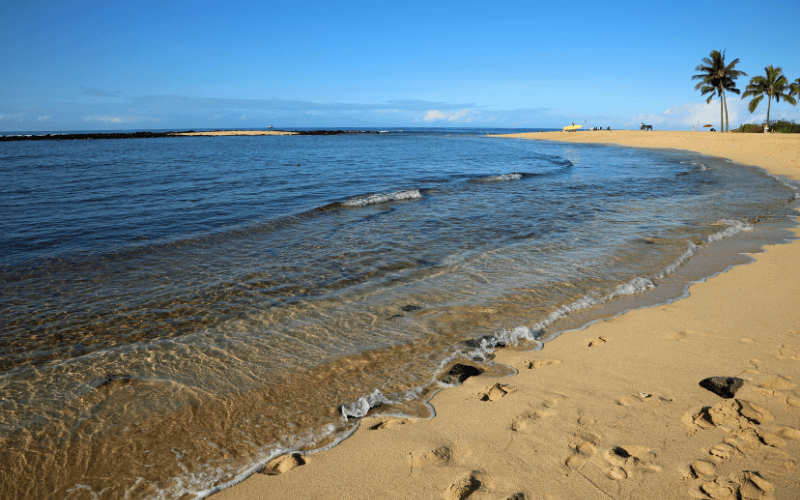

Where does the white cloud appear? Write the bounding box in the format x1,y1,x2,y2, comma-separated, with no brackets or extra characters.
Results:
627,97,800,130
82,115,156,123
0,113,25,121
422,109,473,123
38,115,51,121
423,110,447,122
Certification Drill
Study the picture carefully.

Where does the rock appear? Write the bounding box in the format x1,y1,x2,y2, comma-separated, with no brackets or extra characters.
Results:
699,377,744,398
444,364,483,384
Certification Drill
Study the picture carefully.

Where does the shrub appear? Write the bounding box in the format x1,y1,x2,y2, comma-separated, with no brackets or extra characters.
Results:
733,124,764,133
770,121,800,133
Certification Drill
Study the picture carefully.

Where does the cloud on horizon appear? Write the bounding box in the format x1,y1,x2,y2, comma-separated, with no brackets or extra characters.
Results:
3,91,798,132
628,97,800,130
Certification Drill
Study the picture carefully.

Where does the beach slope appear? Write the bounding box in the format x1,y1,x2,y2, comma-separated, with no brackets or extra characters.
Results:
214,131,800,500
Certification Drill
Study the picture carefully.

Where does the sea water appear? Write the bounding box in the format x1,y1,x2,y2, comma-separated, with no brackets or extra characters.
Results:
1,128,798,498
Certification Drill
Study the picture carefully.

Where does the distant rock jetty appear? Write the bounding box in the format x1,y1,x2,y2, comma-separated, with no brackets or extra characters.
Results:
0,130,381,142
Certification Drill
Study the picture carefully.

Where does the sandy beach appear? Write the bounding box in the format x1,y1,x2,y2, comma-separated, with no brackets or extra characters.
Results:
173,130,298,136
213,131,800,500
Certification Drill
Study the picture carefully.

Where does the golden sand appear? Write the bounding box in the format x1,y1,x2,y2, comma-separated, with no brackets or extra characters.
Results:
214,131,800,500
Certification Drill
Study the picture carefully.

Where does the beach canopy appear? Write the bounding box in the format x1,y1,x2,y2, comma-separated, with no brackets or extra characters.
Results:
703,124,713,128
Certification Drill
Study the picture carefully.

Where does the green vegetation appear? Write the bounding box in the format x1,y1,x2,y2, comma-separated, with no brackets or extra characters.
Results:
692,55,799,132
742,66,797,126
732,120,800,133
770,120,800,133
732,124,765,133
692,50,746,132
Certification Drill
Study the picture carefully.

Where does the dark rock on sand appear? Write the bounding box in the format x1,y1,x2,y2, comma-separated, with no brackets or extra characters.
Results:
699,377,744,398
443,364,483,384
401,304,422,312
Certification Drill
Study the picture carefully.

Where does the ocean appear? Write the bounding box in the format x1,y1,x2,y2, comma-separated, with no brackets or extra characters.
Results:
1,128,798,498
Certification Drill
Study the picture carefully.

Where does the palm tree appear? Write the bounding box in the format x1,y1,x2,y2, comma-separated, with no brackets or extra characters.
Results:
790,78,800,100
692,50,746,132
742,66,797,128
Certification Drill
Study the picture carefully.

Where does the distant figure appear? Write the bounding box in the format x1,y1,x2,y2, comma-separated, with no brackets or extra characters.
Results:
709,128,716,132
607,126,611,131
640,123,653,131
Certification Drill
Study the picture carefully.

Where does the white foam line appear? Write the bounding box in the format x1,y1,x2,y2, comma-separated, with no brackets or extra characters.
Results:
188,214,788,500
482,173,522,182
707,219,752,243
342,189,422,207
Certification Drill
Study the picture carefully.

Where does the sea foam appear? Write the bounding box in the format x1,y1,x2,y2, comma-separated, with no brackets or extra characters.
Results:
341,189,422,207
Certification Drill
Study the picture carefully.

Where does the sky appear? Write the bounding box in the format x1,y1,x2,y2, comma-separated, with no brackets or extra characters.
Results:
2,0,799,131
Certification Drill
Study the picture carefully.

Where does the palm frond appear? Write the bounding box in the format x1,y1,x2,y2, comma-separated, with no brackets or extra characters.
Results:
748,95,763,113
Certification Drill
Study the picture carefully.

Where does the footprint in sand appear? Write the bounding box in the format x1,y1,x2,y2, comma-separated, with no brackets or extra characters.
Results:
776,426,800,440
445,471,482,500
564,430,602,469
480,383,510,402
691,471,774,500
367,418,407,430
778,344,800,361
671,330,690,342
526,359,561,369
683,399,773,430
410,445,454,469
511,400,558,433
588,337,607,347
689,459,716,478
600,445,661,480
615,392,668,407
261,453,307,475
758,376,796,391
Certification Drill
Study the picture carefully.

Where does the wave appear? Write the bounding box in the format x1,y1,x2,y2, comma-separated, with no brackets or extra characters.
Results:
340,189,422,208
476,173,523,182
707,219,752,243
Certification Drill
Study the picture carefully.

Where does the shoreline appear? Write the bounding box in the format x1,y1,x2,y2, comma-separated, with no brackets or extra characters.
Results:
0,129,383,141
214,131,800,499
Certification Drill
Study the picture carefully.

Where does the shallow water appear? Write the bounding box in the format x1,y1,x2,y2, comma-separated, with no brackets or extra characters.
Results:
0,129,797,498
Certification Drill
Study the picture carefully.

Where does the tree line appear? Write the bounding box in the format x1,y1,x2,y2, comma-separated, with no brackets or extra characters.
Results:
692,50,799,132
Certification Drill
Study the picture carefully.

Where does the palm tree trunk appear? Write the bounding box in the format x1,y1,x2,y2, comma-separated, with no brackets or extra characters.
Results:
766,96,772,129
723,89,730,132
719,87,724,132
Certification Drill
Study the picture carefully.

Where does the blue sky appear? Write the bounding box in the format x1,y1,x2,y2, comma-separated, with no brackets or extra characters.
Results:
2,0,799,131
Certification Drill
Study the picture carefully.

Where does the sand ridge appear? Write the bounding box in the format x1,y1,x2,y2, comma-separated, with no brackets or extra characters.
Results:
213,132,800,500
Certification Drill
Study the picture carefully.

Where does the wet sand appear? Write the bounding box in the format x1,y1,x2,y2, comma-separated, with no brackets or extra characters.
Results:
213,131,800,500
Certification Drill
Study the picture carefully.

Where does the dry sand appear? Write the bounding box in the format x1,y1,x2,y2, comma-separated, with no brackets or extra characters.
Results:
173,130,297,136
213,131,800,500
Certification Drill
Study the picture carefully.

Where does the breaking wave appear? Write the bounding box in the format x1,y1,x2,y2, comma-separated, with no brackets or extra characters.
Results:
707,219,753,243
341,189,423,207
478,173,523,182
